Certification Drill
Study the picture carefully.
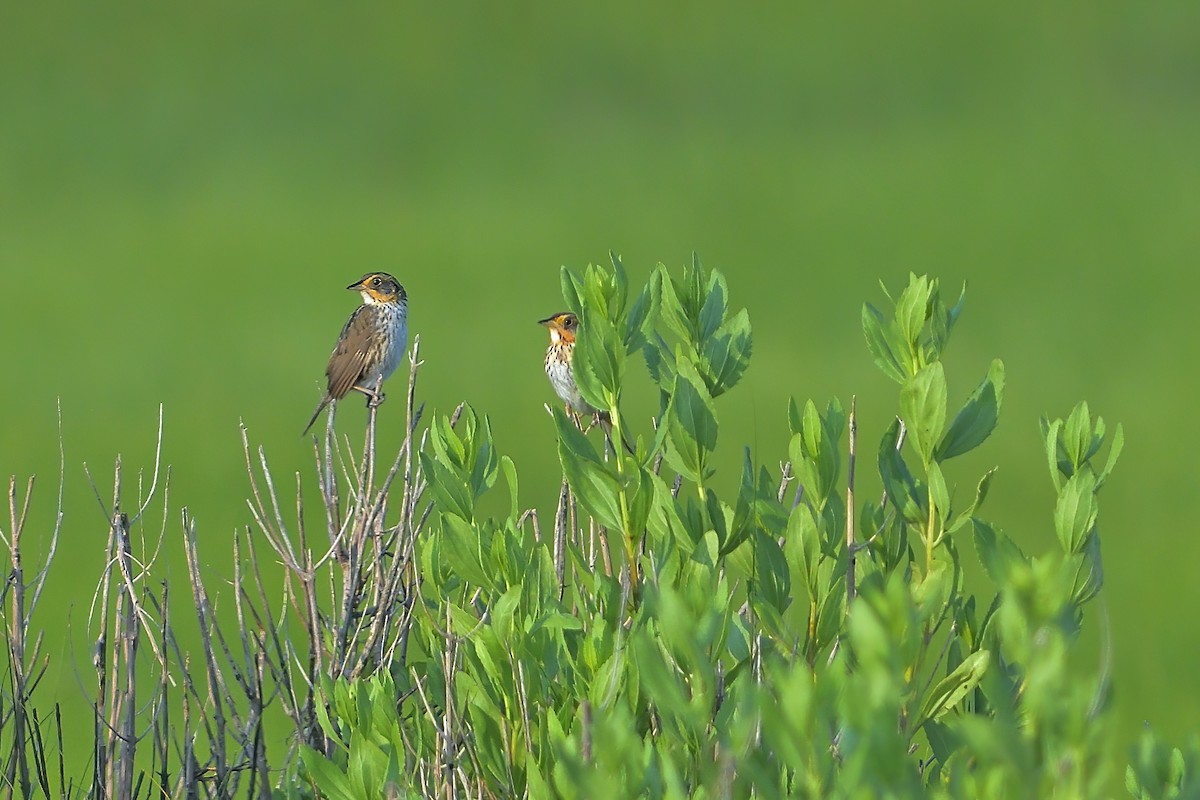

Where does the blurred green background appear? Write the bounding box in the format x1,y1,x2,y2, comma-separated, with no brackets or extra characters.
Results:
2,1,1198,782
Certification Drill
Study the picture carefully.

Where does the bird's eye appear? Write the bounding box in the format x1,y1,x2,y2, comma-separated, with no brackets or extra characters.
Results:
371,277,382,288
565,317,576,329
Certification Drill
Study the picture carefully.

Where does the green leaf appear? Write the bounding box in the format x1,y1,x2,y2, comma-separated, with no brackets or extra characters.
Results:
1097,422,1124,489
937,359,1005,460
1062,401,1091,470
609,250,629,319
555,408,625,532
633,635,688,717
419,452,475,522
559,265,583,316
895,274,932,359
572,312,623,411
752,530,791,613
912,558,952,620
914,649,990,731
784,503,822,597
787,397,803,436
900,362,947,466
927,460,950,523
862,302,907,384
301,746,356,800
655,265,692,342
1054,469,1098,554
439,514,492,590
947,468,995,536
700,308,753,397
929,282,966,356
1042,416,1066,489
698,269,728,342
625,283,652,354
500,454,519,521
664,358,719,484
972,520,1027,586
878,419,922,524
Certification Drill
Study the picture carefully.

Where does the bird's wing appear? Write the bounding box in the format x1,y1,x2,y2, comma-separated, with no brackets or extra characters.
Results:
325,306,375,399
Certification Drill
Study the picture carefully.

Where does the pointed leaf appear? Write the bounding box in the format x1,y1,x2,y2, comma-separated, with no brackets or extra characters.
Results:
901,362,947,466
555,408,625,532
937,359,1004,460
1097,422,1124,490
862,302,907,384
700,308,753,397
1054,469,1098,554
972,519,1026,585
664,358,718,484
915,649,991,730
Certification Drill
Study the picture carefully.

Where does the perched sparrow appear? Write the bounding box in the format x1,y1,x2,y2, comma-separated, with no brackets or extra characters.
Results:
303,272,408,435
539,311,632,454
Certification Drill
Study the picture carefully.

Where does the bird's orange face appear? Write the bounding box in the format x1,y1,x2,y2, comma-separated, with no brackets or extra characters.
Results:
349,273,405,305
538,312,578,344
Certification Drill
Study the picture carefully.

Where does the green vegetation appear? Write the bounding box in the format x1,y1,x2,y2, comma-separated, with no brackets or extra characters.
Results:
3,5,1199,796
298,263,1125,797
6,261,1183,796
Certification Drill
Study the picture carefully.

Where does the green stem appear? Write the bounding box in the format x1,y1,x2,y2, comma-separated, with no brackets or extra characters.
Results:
608,404,639,591
924,481,936,575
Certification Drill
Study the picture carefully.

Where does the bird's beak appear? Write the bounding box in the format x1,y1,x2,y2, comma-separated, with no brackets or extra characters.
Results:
346,280,364,291
537,316,556,327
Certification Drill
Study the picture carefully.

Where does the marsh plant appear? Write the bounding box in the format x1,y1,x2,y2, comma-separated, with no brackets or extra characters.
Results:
1,259,1192,799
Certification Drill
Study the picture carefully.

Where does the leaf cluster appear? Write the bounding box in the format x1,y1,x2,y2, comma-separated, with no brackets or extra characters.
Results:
301,266,1143,799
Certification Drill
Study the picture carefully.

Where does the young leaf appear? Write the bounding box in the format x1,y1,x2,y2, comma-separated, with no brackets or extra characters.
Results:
697,269,728,342
1042,416,1066,489
927,460,950,523
419,452,476,522
559,265,584,316
895,274,932,358
900,362,947,466
1062,401,1092,471
862,302,907,384
1096,422,1124,490
1054,469,1098,554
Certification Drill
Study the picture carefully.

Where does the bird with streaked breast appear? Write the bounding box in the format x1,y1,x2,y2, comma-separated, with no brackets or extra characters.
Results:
539,311,633,455
304,272,408,435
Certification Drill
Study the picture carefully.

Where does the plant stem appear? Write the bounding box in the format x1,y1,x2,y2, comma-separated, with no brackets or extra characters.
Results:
608,405,639,591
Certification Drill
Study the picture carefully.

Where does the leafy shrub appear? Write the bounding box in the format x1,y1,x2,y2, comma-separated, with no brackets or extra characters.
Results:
303,258,1131,798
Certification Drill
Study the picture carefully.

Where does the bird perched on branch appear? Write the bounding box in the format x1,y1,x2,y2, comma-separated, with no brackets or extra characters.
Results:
539,311,633,455
303,272,408,435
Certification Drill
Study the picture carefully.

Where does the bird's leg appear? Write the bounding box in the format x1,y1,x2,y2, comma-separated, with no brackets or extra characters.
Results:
351,381,386,408
566,405,587,431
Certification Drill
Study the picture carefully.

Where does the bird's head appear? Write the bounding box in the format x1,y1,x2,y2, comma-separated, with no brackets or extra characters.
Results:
538,312,579,344
349,273,406,305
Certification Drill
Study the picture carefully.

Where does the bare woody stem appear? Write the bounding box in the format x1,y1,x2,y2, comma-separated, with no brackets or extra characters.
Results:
846,396,858,608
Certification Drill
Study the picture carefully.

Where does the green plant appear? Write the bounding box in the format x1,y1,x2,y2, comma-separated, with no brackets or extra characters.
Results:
300,260,1130,798
299,674,407,800
0,260,1170,798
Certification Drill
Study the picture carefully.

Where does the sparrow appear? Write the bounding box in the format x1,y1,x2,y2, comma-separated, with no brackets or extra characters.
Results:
539,311,632,455
304,272,408,435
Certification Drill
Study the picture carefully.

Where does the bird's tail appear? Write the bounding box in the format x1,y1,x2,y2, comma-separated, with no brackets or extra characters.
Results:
302,397,331,436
